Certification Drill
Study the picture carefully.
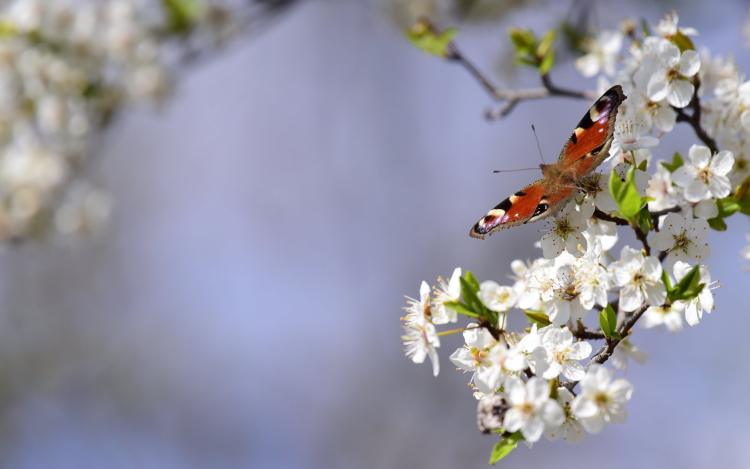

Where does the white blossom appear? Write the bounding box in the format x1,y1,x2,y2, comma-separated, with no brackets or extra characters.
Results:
610,119,659,159
672,145,734,202
544,387,586,444
478,280,517,313
647,165,681,212
610,246,667,312
573,238,610,310
575,30,623,78
541,200,591,259
450,325,499,394
503,377,565,443
570,365,634,433
402,281,431,326
402,321,440,376
673,261,717,326
611,340,650,370
538,325,592,381
431,267,461,324
646,39,700,108
650,213,711,266
641,303,685,333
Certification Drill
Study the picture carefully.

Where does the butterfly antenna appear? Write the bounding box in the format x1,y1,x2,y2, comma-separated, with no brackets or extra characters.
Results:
531,124,546,165
492,168,538,173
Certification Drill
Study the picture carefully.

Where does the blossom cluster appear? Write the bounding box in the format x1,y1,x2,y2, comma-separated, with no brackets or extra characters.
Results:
401,11,738,462
0,0,236,241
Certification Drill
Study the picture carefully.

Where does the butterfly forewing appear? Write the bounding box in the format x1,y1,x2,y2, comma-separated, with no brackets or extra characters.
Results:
558,85,626,168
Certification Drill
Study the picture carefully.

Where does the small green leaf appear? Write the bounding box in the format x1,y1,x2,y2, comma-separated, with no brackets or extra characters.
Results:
538,48,555,74
661,268,673,292
536,30,556,57
405,22,456,57
669,263,706,302
489,432,523,464
707,217,727,231
661,152,684,172
599,303,617,337
465,271,481,294
162,0,204,35
637,159,648,172
509,28,537,55
524,310,552,326
609,167,642,221
610,331,623,340
640,18,651,37
460,277,487,318
716,197,741,218
637,207,652,234
671,30,696,52
443,301,479,318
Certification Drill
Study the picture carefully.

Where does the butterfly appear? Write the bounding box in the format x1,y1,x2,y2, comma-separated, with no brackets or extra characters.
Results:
470,85,627,240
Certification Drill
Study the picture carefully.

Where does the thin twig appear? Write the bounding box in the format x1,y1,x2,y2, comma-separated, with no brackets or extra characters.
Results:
564,303,649,392
635,226,650,255
428,23,596,119
593,208,629,226
673,81,719,154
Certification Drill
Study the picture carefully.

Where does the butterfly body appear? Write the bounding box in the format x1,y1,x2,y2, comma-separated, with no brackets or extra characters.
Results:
470,85,626,240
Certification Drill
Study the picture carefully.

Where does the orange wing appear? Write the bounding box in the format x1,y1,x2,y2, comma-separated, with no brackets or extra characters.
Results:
469,181,578,240
469,85,626,241
557,85,626,175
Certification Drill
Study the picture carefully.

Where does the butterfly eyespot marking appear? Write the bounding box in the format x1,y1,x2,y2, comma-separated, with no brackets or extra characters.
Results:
532,203,549,218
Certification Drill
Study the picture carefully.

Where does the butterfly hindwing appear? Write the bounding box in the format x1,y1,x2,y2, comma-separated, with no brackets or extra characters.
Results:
557,85,626,172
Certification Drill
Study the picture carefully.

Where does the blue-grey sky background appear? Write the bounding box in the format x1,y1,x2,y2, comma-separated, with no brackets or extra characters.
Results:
0,0,748,467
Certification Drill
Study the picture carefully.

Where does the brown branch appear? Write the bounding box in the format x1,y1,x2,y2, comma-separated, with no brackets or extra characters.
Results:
564,303,650,392
431,25,595,119
593,208,629,226
635,227,651,256
673,81,719,154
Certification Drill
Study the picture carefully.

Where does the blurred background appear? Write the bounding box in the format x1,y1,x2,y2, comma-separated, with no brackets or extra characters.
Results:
0,0,749,467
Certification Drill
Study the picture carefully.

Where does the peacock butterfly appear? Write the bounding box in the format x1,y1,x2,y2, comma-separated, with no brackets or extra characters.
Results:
470,85,626,240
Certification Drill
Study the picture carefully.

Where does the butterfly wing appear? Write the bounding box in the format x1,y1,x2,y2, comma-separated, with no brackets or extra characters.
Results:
557,85,626,175
469,180,579,240
469,85,626,241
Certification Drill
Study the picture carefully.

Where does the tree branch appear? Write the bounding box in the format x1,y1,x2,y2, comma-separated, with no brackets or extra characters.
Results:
437,30,596,119
564,303,649,392
673,81,719,154
593,208,629,226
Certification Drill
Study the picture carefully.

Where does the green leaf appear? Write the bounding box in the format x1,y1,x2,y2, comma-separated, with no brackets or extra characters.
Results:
609,167,642,221
443,301,479,318
465,270,481,294
460,277,487,318
610,331,623,340
162,0,204,35
640,18,651,37
489,432,523,464
405,22,456,57
536,30,556,57
599,303,617,337
661,152,684,172
637,159,648,172
524,310,552,326
538,48,555,75
661,268,673,292
637,207,652,234
707,217,727,231
671,31,696,52
669,263,706,302
509,28,537,55
716,197,741,218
